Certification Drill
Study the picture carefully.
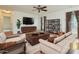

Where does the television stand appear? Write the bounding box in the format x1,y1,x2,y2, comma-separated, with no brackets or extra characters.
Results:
21,26,37,33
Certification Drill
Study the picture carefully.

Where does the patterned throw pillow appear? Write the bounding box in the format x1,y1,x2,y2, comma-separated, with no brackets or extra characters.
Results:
0,36,3,43
0,32,6,41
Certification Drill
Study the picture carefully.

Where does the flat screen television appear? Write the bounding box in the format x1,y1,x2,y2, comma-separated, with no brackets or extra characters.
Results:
23,17,34,25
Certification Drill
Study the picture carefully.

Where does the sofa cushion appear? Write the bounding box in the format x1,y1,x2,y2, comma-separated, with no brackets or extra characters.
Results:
5,34,26,44
4,31,13,37
54,32,72,44
6,37,25,44
39,39,63,53
26,42,40,54
40,43,61,54
54,34,66,44
0,32,6,41
57,34,76,53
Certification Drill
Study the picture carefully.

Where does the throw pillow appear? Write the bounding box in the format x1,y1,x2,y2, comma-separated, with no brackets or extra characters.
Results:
48,37,55,43
0,36,4,43
58,32,65,36
0,32,6,41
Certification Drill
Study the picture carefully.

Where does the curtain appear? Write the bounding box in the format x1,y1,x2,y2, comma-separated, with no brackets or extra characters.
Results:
71,12,77,35
66,12,72,32
75,11,79,38
44,16,46,31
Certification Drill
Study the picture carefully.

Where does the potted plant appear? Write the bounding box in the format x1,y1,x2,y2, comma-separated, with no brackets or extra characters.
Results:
16,19,21,33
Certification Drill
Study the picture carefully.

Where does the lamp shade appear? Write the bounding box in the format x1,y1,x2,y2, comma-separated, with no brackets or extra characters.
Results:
70,39,79,54
70,39,79,50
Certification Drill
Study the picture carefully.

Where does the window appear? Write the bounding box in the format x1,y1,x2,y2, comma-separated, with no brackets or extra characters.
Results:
3,16,12,31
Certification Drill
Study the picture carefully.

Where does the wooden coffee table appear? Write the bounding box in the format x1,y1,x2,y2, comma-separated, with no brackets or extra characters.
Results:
26,32,50,46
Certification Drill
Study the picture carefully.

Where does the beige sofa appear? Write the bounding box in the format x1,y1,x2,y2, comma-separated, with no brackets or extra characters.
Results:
26,42,40,54
39,32,76,54
0,32,26,54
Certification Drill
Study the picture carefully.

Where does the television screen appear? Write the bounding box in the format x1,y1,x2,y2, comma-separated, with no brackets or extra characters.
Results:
23,17,34,25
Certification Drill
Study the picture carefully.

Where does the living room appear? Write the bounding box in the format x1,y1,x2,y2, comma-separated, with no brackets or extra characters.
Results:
0,5,79,54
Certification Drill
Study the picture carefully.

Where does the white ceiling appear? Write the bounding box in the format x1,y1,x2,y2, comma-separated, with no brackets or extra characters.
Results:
0,5,79,15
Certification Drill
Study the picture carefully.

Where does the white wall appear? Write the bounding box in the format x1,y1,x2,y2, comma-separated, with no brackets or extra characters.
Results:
46,6,79,32
11,6,79,34
12,11,41,34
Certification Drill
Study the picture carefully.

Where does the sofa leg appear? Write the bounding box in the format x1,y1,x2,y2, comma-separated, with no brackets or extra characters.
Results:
40,51,45,54
24,41,26,54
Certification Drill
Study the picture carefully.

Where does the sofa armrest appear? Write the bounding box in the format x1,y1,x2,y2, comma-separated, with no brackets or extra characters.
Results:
6,37,25,44
54,34,66,44
7,33,26,40
6,34,19,39
39,39,63,53
6,34,26,43
19,34,26,40
65,32,72,37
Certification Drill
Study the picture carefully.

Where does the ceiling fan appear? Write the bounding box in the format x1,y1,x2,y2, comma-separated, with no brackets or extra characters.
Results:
33,5,47,13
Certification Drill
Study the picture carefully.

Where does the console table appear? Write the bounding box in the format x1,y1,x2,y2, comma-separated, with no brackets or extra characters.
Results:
21,26,37,33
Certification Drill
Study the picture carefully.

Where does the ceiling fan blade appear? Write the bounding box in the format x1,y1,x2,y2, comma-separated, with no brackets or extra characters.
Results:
42,6,47,8
42,9,47,11
33,6,39,10
33,6,37,8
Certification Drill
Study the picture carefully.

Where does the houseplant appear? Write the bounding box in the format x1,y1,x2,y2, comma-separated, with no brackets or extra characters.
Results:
16,19,21,33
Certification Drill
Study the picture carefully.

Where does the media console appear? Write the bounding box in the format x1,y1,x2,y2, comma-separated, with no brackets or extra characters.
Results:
21,26,37,33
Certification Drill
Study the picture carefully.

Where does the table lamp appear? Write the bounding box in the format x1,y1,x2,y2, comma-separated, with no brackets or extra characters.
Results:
70,39,79,54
